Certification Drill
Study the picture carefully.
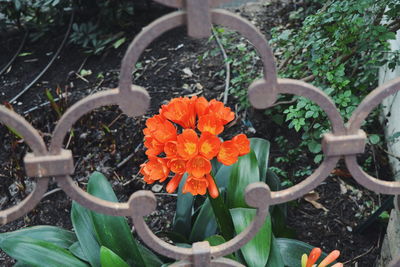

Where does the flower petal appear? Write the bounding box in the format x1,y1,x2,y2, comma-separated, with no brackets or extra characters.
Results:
166,173,183,193
197,114,224,135
183,175,208,196
217,140,239,166
317,250,340,267
205,174,219,198
232,133,250,156
306,248,322,267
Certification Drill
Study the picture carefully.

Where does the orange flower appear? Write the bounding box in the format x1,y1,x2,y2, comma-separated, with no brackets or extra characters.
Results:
166,173,183,193
144,136,164,156
306,248,321,267
140,96,250,197
183,175,208,195
207,99,234,125
195,96,209,117
169,158,187,174
186,155,211,178
144,115,176,144
164,141,178,158
161,97,196,129
199,132,221,159
318,250,340,267
232,134,250,156
140,158,169,184
217,140,239,166
197,114,224,135
177,129,199,160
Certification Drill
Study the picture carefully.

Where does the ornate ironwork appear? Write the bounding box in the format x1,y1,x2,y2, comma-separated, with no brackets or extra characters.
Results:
1,0,400,266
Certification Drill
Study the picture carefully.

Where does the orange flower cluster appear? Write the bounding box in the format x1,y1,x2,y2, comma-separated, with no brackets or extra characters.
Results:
140,97,250,198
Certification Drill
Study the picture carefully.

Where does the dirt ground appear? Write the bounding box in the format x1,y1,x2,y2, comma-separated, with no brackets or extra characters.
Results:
0,1,393,266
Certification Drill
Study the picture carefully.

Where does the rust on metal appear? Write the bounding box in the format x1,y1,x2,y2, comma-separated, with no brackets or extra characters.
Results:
1,0,400,265
322,130,366,157
24,149,74,177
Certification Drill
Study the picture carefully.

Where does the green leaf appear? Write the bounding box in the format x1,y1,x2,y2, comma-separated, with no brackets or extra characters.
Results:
112,37,126,49
87,172,151,267
230,208,271,267
1,236,89,267
71,201,101,267
138,244,164,267
265,236,284,267
173,174,194,237
0,226,76,249
307,141,321,154
276,238,329,267
100,246,130,267
189,198,217,242
208,188,235,241
204,235,236,260
250,138,270,182
13,262,32,267
214,164,233,189
227,150,260,208
369,134,380,145
69,242,88,262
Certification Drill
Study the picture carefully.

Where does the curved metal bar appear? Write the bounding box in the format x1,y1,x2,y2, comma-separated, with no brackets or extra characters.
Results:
265,79,343,204
129,183,271,260
171,258,245,266
345,77,400,194
119,10,277,96
0,106,49,224
153,0,233,8
388,254,400,267
49,89,132,216
347,77,400,133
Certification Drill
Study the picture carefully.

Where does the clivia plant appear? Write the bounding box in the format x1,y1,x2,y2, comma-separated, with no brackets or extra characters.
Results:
0,96,343,267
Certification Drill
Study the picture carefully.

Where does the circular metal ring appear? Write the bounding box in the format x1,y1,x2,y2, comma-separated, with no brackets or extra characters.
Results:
153,0,233,8
0,106,49,224
128,183,271,260
267,79,345,205
346,77,400,194
119,10,277,99
49,89,131,216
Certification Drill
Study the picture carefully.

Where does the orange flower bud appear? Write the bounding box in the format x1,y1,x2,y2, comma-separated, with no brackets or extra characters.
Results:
217,140,240,166
232,134,250,156
306,248,322,267
205,174,219,198
199,132,221,159
177,129,199,160
186,155,211,178
166,173,183,193
197,114,224,135
318,250,340,267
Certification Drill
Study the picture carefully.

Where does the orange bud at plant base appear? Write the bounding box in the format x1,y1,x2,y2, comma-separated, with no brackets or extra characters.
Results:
166,173,183,193
306,247,322,267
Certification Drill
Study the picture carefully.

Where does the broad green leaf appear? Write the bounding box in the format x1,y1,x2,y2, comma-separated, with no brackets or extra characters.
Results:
13,262,32,267
69,242,88,262
205,235,235,260
276,238,330,267
227,150,259,208
250,138,270,182
139,244,164,267
0,226,76,249
265,236,284,267
155,231,189,244
100,246,130,267
87,172,149,267
230,208,271,267
189,198,217,242
214,164,233,189
265,169,281,191
71,201,101,267
173,174,194,237
1,236,89,267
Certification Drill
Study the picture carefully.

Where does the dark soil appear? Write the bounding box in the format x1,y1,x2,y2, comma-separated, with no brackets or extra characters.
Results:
0,1,393,267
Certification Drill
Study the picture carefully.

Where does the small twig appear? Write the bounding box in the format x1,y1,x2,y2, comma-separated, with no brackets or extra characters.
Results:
116,143,142,169
212,28,231,105
9,7,75,103
268,99,296,108
65,132,73,149
301,74,315,82
154,193,177,197
343,246,375,265
76,56,89,74
107,113,123,128
42,188,62,199
0,28,28,76
378,144,400,161
23,92,71,115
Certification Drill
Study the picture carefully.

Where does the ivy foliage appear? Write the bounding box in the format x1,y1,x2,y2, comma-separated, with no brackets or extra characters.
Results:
269,0,400,162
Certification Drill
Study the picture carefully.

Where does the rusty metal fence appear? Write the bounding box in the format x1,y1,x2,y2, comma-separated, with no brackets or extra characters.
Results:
1,0,400,266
